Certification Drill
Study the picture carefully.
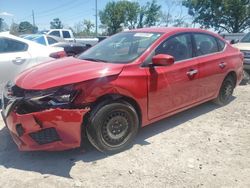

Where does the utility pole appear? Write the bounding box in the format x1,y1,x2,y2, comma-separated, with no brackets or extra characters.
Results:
32,10,35,26
95,0,98,37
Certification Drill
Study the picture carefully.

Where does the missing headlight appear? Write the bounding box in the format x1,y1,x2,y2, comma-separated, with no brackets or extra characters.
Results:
15,85,80,114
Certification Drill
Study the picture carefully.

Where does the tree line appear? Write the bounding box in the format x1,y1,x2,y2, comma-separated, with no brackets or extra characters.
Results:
0,0,249,36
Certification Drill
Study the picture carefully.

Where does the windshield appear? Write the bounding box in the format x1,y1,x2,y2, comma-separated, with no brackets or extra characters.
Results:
78,32,162,64
241,33,250,43
24,35,46,45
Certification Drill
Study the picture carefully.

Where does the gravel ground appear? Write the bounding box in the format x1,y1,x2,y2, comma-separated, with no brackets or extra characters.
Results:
0,85,249,188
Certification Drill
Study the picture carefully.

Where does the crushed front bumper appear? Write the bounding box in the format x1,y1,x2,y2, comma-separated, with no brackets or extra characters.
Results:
1,96,89,151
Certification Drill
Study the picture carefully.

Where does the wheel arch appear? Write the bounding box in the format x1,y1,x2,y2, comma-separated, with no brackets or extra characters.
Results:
82,93,142,129
225,71,237,87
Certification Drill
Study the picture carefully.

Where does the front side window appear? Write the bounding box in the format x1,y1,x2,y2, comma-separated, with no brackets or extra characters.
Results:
0,37,28,53
78,32,162,64
49,31,60,37
194,34,218,56
155,34,193,62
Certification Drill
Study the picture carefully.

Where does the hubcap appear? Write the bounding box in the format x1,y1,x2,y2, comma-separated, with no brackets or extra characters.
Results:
102,111,130,146
222,81,233,101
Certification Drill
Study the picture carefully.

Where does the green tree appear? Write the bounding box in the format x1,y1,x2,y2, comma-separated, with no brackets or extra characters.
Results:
143,0,161,27
183,0,250,33
137,6,147,28
50,18,63,29
124,1,140,29
0,18,3,31
83,19,94,34
18,21,37,34
100,0,162,34
99,1,126,35
0,18,9,31
10,22,19,35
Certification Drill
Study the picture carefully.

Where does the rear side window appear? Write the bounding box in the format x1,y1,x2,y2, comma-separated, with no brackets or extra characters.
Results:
47,37,58,45
193,34,219,56
62,31,71,38
155,34,193,62
0,37,28,53
49,31,60,37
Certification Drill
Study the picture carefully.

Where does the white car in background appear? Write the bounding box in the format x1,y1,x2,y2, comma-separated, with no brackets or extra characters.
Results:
0,32,66,90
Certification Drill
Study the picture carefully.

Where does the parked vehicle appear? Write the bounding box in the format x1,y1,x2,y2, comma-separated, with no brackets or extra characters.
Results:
220,33,245,44
23,34,91,56
45,29,99,46
233,32,250,84
1,27,243,153
0,32,66,90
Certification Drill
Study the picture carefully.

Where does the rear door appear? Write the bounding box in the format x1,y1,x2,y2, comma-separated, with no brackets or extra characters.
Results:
146,33,201,119
192,33,228,100
0,37,32,84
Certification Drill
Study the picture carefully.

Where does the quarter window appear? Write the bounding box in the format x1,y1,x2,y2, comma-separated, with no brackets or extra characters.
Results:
217,39,226,51
155,34,193,62
193,34,218,56
0,38,28,53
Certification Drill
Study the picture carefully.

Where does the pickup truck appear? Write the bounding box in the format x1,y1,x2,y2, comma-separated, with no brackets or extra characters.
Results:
233,32,250,84
42,29,99,46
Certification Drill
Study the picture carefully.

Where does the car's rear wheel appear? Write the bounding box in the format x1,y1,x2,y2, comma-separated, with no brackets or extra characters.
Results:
86,102,139,153
213,75,235,106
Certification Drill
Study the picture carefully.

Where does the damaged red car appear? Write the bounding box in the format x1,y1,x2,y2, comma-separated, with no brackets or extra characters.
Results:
1,27,243,153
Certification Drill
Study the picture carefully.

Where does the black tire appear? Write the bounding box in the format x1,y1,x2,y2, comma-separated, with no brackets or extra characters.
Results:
213,76,235,106
240,70,250,85
86,102,139,153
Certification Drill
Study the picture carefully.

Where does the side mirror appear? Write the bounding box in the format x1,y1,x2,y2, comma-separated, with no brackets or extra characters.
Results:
152,54,175,66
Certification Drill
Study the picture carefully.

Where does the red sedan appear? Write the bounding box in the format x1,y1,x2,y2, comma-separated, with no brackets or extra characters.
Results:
1,27,243,153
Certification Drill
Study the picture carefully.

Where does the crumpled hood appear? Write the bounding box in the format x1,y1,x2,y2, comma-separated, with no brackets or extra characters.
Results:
15,57,124,90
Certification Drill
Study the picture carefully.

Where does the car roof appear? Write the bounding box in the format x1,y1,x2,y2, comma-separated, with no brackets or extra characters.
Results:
24,34,44,38
0,32,49,47
22,33,64,42
128,27,221,37
129,27,204,33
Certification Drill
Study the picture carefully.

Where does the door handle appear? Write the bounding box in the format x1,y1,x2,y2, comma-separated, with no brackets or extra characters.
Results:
12,57,26,65
187,69,198,76
219,62,227,69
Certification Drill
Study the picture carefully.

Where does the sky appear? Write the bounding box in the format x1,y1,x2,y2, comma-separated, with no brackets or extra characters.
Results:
0,0,190,30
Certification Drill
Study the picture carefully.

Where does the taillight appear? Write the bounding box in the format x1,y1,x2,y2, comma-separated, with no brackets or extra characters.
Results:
50,51,67,59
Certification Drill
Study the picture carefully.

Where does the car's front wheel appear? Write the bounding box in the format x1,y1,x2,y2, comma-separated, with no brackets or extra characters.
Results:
86,102,139,153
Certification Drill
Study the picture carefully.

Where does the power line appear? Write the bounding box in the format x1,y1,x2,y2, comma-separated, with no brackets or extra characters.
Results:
95,0,98,36
36,0,76,15
35,0,86,19
32,10,35,26
62,9,93,22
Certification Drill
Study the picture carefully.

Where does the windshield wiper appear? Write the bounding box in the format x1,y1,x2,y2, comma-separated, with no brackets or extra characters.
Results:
82,58,108,63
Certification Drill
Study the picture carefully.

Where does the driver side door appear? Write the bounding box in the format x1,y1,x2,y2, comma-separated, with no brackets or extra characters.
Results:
146,33,201,120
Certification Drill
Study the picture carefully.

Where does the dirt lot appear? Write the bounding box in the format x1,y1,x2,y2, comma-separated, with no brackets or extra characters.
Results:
0,85,249,188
